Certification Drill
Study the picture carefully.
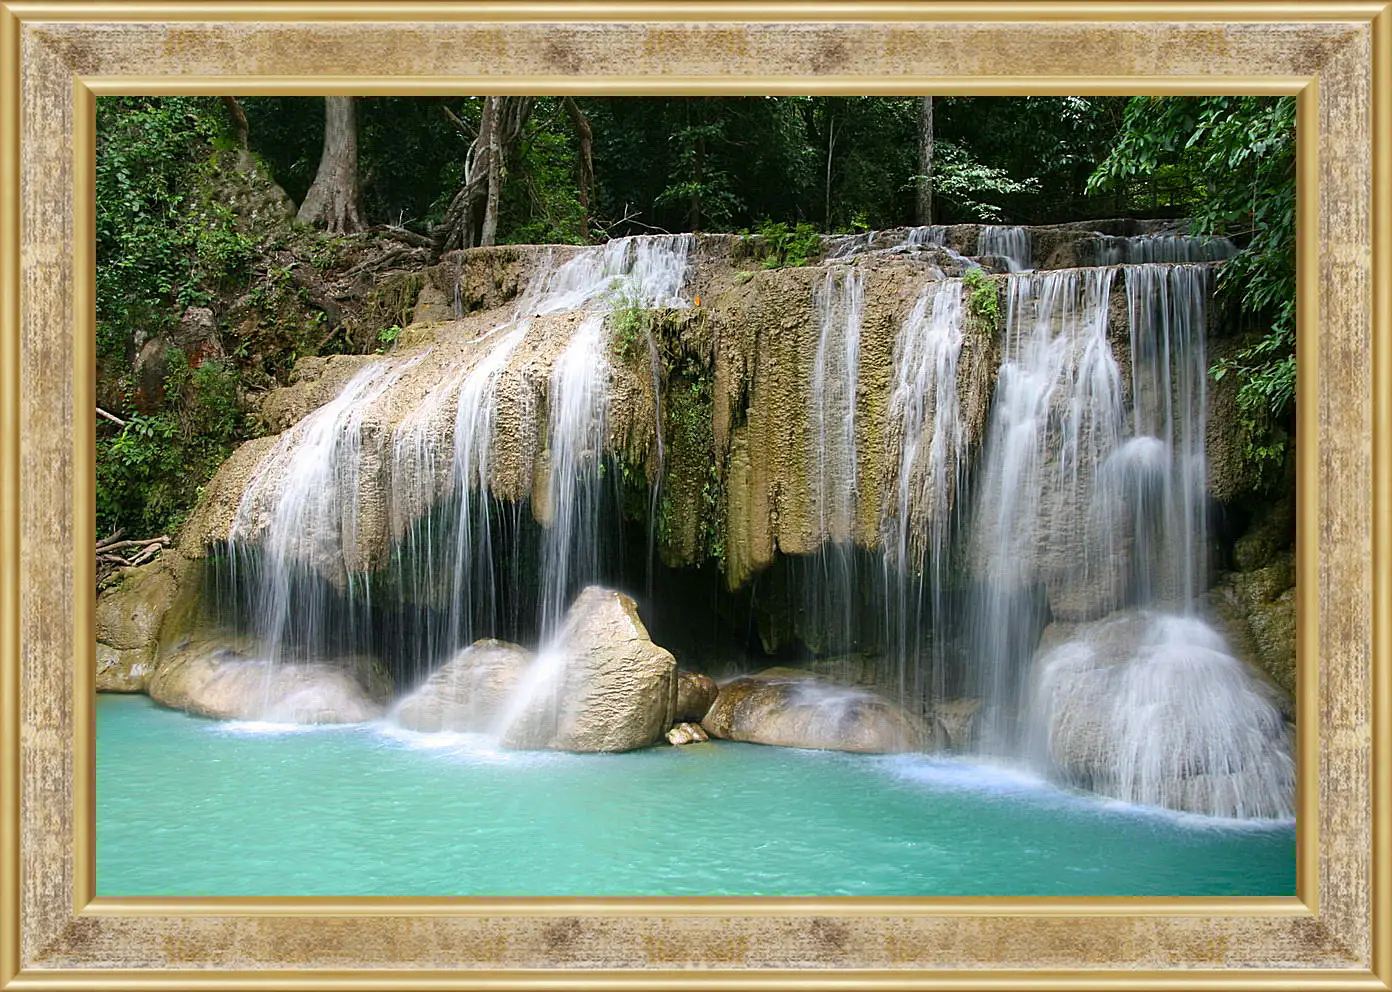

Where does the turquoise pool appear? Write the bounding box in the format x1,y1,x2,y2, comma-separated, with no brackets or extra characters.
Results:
97,694,1295,897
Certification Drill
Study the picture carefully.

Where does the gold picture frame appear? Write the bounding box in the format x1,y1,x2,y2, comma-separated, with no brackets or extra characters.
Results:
1,1,1387,987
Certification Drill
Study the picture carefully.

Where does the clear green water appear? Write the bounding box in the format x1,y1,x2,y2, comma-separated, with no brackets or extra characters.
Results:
97,694,1295,896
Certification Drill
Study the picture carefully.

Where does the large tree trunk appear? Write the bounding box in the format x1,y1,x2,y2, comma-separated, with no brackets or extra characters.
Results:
435,97,533,251
824,107,836,230
481,98,503,247
916,96,934,225
220,96,254,171
297,96,365,234
563,97,594,238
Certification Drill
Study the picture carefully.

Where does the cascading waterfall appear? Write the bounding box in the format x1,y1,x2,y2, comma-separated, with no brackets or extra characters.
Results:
881,279,967,711
229,355,423,668
978,226,1032,272
1087,234,1236,266
966,267,1123,753
803,266,865,662
1118,263,1211,605
224,235,693,715
1020,259,1292,817
538,311,611,637
929,252,1293,817
207,219,1291,817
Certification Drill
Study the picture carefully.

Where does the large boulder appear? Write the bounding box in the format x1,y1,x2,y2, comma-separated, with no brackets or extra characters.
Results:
674,670,719,722
95,554,190,693
394,639,533,732
499,587,678,752
702,668,929,753
96,559,179,651
1029,610,1294,818
148,639,391,723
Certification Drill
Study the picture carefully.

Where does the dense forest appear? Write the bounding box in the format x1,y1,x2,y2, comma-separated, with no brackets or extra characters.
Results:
95,95,1294,546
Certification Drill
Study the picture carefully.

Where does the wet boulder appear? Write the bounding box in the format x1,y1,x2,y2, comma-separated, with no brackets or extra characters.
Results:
701,669,929,753
930,697,983,751
500,586,678,753
1030,610,1294,818
148,639,391,724
674,670,719,722
394,639,533,733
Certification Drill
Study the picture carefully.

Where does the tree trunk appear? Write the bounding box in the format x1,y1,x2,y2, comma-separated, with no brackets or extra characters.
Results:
221,96,249,149
221,96,254,172
480,97,503,247
916,96,934,225
563,97,594,239
824,106,837,230
297,97,365,233
435,97,532,251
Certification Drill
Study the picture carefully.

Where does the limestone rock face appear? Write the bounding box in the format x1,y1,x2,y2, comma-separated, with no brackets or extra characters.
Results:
96,560,179,651
674,670,719,722
148,639,391,723
500,587,678,753
95,555,190,693
97,643,156,693
702,669,928,753
394,639,534,733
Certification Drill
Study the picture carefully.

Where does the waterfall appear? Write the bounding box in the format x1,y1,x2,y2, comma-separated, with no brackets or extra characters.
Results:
224,235,692,698
811,267,864,545
978,226,1032,272
881,279,967,709
230,355,422,666
905,226,982,273
1030,612,1294,818
939,258,1293,817
1087,234,1236,266
966,268,1123,753
905,226,947,247
1118,263,1211,605
801,267,865,661
538,312,610,637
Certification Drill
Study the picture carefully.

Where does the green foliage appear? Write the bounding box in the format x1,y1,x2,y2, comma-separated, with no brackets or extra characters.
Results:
1090,96,1296,483
375,324,402,353
962,267,1000,333
915,142,1041,223
754,220,822,269
501,102,591,244
236,260,330,381
606,290,652,362
97,351,246,537
96,97,250,364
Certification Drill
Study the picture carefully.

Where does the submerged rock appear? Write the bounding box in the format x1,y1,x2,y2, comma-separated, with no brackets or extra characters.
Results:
148,640,391,723
702,668,928,753
674,670,719,722
394,639,533,732
666,721,709,745
499,587,678,753
1029,610,1294,818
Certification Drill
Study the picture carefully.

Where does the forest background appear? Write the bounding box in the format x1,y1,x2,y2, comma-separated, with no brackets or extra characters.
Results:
93,94,1295,549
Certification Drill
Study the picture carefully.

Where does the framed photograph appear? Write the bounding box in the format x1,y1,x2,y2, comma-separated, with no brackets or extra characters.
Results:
2,1,1388,988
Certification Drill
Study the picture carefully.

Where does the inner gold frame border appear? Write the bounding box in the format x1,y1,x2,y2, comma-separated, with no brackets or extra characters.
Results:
0,2,1388,989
